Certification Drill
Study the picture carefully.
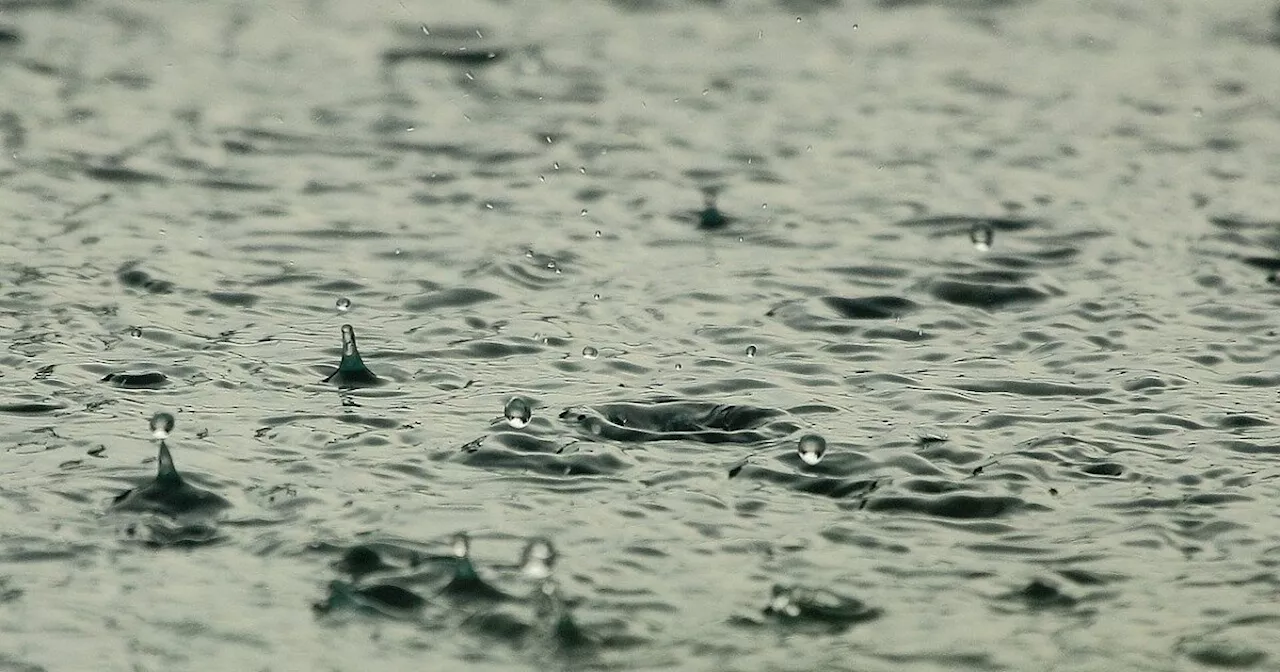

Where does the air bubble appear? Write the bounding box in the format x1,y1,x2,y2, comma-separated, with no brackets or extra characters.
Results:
797,433,827,466
504,397,532,429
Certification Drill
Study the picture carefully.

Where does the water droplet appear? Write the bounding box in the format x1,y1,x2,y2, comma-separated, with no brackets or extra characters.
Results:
504,397,532,429
796,16,802,22
970,223,994,252
797,433,827,466
340,324,358,357
592,293,601,300
451,532,471,559
746,345,757,358
149,412,175,440
675,363,683,370
128,326,143,338
593,229,602,237
768,585,801,617
580,208,588,216
336,297,351,312
582,346,598,359
520,538,557,580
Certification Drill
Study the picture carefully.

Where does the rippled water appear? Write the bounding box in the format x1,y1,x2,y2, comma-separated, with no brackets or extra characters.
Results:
3,0,1280,669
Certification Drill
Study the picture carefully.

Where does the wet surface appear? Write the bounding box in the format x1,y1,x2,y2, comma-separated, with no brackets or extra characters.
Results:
3,0,1280,669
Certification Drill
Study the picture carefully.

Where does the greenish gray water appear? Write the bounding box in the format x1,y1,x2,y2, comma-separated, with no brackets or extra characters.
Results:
2,0,1280,669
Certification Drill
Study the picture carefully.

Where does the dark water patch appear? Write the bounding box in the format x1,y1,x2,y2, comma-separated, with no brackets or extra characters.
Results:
193,178,273,192
314,580,427,619
749,584,881,633
928,275,1054,310
863,494,1033,519
821,295,918,319
82,164,167,184
996,578,1079,610
101,371,170,389
895,214,1039,234
560,399,787,445
947,379,1108,397
729,463,879,500
116,262,174,294
404,287,500,311
383,23,508,67
442,439,632,477
207,291,259,308
0,400,65,415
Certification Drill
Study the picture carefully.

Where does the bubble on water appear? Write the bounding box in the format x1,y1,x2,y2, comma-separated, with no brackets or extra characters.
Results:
129,326,142,338
336,297,351,312
970,223,994,252
582,346,598,359
504,397,532,429
149,412,175,440
797,433,827,466
520,537,557,580
746,345,757,358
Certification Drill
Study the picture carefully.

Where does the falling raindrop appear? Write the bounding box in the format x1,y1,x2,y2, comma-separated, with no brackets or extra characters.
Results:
746,345,757,358
970,223,994,252
797,433,827,466
336,297,351,312
582,346,598,360
593,230,602,237
129,327,143,338
504,397,532,429
520,538,557,580
580,209,588,216
592,293,601,301
149,412,176,440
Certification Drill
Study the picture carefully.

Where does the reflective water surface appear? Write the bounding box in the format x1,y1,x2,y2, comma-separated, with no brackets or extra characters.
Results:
2,0,1280,669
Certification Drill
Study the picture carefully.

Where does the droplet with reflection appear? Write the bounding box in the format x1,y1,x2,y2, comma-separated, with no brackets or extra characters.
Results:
336,297,351,312
746,345,757,358
520,537,557,580
149,412,175,440
797,434,827,466
322,324,381,387
970,223,994,251
128,327,143,338
504,397,532,429
440,532,510,601
582,346,598,360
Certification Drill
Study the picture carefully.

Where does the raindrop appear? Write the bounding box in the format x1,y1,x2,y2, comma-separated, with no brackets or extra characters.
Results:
129,326,143,338
149,412,176,440
797,433,827,466
970,223,994,252
451,532,471,559
520,538,557,580
336,297,351,312
580,209,588,216
746,345,757,358
504,397,532,429
592,293,601,300
593,230,602,237
582,346,598,359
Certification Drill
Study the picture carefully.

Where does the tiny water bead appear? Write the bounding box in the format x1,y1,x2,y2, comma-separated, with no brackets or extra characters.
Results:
128,326,142,338
504,397,532,429
797,433,827,466
520,538,557,580
970,223,994,251
149,412,176,440
582,346,598,359
336,297,351,312
746,345,757,358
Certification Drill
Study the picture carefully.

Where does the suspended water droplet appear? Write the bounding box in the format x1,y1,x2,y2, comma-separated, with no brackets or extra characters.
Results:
336,297,351,312
451,532,471,559
128,326,143,338
504,397,532,429
970,223,994,252
797,433,827,466
593,229,602,237
746,345,757,358
674,363,683,370
592,293,601,301
340,324,359,357
582,346,598,359
580,208,588,216
520,537,557,580
149,412,175,440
